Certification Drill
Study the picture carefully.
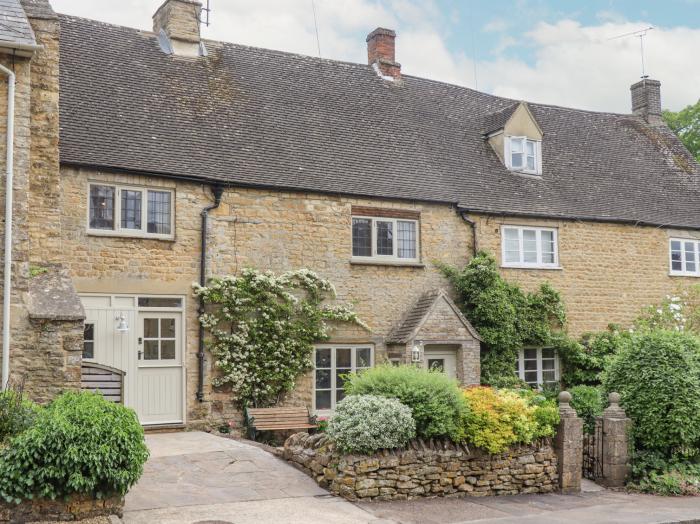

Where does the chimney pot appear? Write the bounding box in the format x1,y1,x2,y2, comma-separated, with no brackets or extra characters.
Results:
153,0,203,56
367,27,401,80
630,78,662,124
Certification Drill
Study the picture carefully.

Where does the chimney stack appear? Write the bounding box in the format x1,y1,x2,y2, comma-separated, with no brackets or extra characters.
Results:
367,28,401,80
153,0,203,57
630,78,662,124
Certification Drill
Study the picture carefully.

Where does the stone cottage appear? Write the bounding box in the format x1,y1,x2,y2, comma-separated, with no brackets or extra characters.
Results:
0,0,697,428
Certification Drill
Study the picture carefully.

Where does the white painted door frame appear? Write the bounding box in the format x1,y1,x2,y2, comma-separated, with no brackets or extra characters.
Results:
79,294,187,426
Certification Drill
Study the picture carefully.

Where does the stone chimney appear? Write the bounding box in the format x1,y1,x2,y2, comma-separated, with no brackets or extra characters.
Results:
153,0,203,57
631,78,662,124
367,28,401,80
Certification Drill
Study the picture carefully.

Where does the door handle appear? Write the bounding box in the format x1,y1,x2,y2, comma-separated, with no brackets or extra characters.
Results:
138,350,143,360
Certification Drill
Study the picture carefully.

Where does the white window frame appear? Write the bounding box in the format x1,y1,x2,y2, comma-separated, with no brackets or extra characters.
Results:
501,225,559,269
505,136,542,176
669,238,700,277
351,215,420,263
313,344,374,415
82,322,96,361
515,347,559,388
87,182,175,240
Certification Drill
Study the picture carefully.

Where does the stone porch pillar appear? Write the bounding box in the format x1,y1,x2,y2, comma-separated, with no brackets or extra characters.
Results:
554,391,583,493
600,392,631,487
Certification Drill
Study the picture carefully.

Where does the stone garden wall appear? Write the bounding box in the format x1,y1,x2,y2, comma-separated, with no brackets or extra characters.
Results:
0,493,123,523
283,432,558,501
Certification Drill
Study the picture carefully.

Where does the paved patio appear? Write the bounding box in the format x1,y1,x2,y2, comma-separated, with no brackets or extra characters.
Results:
123,431,700,524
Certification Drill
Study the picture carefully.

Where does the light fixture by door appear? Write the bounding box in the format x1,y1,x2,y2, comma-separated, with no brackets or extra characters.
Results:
411,340,423,363
115,314,129,334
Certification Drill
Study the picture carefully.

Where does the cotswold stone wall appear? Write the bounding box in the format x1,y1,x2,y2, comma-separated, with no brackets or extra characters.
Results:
283,432,558,501
0,493,123,523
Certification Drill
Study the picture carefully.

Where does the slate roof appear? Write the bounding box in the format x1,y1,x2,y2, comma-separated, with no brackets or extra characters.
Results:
0,0,37,51
58,15,700,230
387,289,481,344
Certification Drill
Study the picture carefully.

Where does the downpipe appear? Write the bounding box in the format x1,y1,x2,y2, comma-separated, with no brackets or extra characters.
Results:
0,64,14,390
459,211,478,257
197,185,224,402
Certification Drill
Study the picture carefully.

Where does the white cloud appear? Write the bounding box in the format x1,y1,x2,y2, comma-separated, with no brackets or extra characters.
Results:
50,0,698,112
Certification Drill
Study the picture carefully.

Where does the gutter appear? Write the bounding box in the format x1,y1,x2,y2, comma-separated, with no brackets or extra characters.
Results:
0,63,14,390
0,42,42,58
197,184,224,402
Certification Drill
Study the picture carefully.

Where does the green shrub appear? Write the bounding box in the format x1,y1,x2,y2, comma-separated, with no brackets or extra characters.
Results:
602,330,700,455
0,391,149,503
462,387,559,454
344,365,468,441
0,387,40,444
327,395,415,454
559,327,629,386
568,385,604,434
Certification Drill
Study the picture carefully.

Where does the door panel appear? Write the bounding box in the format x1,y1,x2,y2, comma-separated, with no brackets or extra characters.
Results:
423,348,457,379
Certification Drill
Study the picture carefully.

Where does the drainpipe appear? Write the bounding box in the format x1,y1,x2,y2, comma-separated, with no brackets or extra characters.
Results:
0,64,14,390
197,184,224,402
459,211,478,257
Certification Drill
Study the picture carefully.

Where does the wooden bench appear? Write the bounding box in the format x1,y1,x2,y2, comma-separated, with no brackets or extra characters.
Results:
245,407,317,440
81,362,125,404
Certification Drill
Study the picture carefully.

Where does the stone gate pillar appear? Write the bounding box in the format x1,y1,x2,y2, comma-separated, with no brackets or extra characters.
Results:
600,392,631,487
554,391,583,493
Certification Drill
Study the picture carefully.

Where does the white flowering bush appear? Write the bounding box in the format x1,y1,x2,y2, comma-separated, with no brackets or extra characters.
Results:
635,286,700,334
327,395,416,454
194,268,364,408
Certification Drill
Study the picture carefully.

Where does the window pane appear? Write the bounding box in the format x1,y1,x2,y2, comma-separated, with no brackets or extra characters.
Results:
352,218,372,257
510,138,523,153
523,229,537,263
144,318,159,338
524,371,537,384
526,155,535,171
316,348,331,368
511,152,523,168
121,190,142,230
685,242,696,273
671,241,683,271
397,221,417,259
83,323,94,359
336,369,348,389
336,347,351,368
144,340,159,360
161,318,175,338
542,369,556,383
161,340,175,360
89,185,115,230
315,390,331,410
376,221,393,256
138,297,182,308
524,359,537,371
504,228,519,240
524,348,537,360
526,140,535,155
357,347,371,368
315,369,330,389
147,191,172,235
336,389,346,403
542,348,555,359
542,358,555,370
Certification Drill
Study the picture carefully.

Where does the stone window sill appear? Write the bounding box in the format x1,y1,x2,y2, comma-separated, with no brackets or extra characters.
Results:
501,264,563,271
87,230,176,242
350,258,425,269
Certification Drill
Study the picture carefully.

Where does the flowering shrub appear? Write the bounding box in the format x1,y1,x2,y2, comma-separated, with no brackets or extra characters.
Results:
344,365,468,441
462,387,558,454
635,287,700,334
327,395,416,454
195,268,364,407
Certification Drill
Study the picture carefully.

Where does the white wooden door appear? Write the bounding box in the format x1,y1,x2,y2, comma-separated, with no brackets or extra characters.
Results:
136,312,184,425
423,348,457,379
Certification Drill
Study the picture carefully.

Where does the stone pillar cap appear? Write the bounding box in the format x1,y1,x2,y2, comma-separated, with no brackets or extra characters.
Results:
558,391,578,418
603,391,628,419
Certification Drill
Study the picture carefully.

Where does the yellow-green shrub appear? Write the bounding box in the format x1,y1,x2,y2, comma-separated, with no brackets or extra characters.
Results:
463,387,558,454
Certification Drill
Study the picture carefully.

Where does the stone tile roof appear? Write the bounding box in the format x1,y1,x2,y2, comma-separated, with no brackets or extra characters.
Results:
482,102,518,135
57,15,700,230
20,0,56,20
0,0,36,50
387,289,481,344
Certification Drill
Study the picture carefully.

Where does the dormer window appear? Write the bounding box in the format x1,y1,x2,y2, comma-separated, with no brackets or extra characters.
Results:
506,136,541,175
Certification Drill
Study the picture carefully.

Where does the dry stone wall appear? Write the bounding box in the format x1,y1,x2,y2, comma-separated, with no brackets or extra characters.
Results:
284,432,558,501
0,493,123,523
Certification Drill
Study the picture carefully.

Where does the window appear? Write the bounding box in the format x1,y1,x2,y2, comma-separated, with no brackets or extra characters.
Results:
670,238,700,276
351,216,419,262
501,226,558,268
515,348,559,387
506,136,541,175
314,345,373,412
143,318,177,360
88,183,174,239
83,323,95,360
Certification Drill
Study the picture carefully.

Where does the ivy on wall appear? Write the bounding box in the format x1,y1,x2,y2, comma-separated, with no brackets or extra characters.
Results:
439,252,575,387
195,268,364,408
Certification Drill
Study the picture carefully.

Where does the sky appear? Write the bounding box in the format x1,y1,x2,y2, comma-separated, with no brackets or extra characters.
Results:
50,0,700,113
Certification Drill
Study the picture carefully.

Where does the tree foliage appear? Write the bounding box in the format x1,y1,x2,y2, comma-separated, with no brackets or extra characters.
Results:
195,268,364,408
439,252,571,386
664,100,700,162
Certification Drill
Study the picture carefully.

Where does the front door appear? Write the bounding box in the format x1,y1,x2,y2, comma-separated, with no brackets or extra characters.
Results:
423,346,457,379
136,312,183,425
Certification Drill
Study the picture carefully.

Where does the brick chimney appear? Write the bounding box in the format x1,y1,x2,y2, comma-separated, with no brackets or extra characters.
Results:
153,0,203,56
367,27,401,80
630,78,662,124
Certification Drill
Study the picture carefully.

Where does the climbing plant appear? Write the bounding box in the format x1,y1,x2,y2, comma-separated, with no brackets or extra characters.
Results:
439,252,574,387
194,268,364,408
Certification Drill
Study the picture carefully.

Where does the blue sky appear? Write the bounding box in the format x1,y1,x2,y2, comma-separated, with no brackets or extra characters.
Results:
51,0,700,112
